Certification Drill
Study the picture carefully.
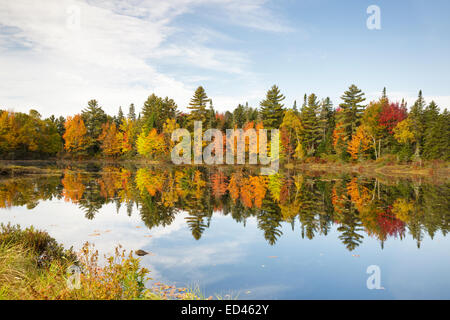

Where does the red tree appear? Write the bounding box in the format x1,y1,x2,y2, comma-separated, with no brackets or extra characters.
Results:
379,102,407,134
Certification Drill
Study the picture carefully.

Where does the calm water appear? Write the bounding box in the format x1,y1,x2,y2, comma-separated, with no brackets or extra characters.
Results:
1,165,449,299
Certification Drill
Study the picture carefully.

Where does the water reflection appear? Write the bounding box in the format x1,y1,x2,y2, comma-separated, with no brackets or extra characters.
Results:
0,166,448,251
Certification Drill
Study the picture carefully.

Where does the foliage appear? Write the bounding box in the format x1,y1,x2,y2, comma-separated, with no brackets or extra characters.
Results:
347,125,371,160
98,122,122,157
1,85,448,162
0,110,62,159
63,114,90,156
136,128,167,158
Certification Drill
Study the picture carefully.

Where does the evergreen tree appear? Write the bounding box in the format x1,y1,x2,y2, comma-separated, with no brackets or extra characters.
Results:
317,97,335,154
116,106,124,127
141,94,178,133
336,84,366,142
207,100,216,129
224,111,233,129
293,100,298,113
409,90,426,158
128,103,136,121
187,86,209,128
243,102,259,123
423,103,449,160
300,93,322,155
81,99,107,154
259,85,286,129
233,104,246,128
382,87,387,100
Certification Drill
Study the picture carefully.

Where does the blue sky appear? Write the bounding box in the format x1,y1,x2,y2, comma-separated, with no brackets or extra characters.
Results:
0,0,449,117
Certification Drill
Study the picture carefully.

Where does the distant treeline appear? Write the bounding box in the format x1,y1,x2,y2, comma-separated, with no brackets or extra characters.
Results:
0,85,449,161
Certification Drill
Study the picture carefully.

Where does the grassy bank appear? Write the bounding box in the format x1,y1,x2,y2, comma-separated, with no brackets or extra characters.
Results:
0,224,199,300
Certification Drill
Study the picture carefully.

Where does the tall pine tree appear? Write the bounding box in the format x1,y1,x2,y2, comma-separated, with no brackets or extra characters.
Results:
187,86,209,128
335,84,366,150
260,85,285,129
408,90,426,158
300,93,322,155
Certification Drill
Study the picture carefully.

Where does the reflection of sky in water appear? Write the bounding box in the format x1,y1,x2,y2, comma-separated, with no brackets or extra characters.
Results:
1,199,450,299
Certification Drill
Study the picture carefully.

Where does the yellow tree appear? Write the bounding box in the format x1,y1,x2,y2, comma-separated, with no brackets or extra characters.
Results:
136,128,167,157
118,118,136,154
280,109,305,161
333,121,348,157
98,122,122,157
361,100,384,159
0,111,20,153
393,118,415,144
162,118,179,150
63,115,89,156
347,125,371,160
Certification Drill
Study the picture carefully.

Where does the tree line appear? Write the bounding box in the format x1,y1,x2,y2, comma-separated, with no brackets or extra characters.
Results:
0,84,448,162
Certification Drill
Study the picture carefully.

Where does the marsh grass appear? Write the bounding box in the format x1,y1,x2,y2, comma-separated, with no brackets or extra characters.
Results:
0,224,200,300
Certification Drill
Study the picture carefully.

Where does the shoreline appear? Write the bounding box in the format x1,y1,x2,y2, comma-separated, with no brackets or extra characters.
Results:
1,159,449,181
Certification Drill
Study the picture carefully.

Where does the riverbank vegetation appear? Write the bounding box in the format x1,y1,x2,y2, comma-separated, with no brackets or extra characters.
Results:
1,85,448,164
0,224,199,300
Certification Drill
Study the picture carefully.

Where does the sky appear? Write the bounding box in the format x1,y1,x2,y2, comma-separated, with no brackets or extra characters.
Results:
0,0,449,117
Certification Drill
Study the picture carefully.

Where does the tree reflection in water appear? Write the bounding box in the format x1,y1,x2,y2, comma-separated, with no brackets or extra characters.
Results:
0,165,448,251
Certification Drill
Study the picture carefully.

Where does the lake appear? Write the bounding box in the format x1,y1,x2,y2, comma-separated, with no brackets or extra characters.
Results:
1,164,449,299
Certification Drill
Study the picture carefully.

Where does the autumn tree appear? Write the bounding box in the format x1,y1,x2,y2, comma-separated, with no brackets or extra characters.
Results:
347,125,371,160
63,114,90,156
98,122,122,157
0,110,62,159
280,109,304,161
393,118,415,161
379,101,407,134
361,100,384,159
136,128,166,158
118,118,137,155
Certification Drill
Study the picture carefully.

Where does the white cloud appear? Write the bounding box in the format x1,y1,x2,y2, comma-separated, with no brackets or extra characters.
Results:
0,0,291,117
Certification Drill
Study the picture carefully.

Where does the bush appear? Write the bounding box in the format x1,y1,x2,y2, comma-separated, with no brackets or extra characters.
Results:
319,153,341,163
0,223,77,266
375,154,398,166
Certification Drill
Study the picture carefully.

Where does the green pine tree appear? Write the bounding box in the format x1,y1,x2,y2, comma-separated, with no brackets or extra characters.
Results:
128,103,136,121
81,99,107,154
337,84,366,141
187,86,209,128
141,94,178,133
317,97,335,155
409,90,426,158
116,106,124,126
259,85,286,129
300,93,322,155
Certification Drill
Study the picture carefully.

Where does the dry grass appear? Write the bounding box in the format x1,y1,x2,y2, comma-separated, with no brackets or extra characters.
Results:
0,224,200,300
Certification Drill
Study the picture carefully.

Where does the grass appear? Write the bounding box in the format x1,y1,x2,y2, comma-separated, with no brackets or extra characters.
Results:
0,224,200,300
